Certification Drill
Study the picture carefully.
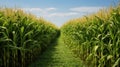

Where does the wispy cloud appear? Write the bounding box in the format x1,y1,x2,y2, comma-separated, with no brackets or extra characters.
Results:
22,8,42,12
21,7,79,17
47,12,78,17
21,7,56,13
70,7,105,13
21,7,105,18
45,8,56,11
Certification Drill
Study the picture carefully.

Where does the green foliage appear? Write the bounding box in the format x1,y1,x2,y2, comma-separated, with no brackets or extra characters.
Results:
0,8,59,67
61,5,120,67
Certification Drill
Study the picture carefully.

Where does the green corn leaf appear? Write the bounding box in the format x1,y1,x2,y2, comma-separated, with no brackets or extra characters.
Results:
24,30,33,38
94,45,99,52
23,39,34,48
112,58,120,67
21,26,24,34
107,55,113,60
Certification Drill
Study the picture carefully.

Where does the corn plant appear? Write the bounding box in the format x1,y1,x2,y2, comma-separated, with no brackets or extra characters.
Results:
61,5,120,67
0,8,59,67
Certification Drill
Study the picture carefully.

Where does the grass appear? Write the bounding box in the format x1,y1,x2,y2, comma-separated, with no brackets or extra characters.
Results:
29,37,84,67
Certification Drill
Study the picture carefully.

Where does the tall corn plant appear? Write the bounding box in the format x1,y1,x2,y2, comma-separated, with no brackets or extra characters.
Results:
0,8,59,67
61,5,120,67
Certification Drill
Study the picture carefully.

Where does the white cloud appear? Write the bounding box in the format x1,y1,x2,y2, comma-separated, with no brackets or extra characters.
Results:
21,7,56,13
22,8,42,12
21,7,105,18
70,7,105,13
45,8,56,11
47,12,78,17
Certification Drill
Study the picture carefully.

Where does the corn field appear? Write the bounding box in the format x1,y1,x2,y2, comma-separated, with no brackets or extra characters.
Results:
61,5,120,67
0,3,120,67
0,8,59,67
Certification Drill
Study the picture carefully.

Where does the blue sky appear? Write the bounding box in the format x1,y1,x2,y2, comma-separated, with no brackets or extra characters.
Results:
0,0,119,27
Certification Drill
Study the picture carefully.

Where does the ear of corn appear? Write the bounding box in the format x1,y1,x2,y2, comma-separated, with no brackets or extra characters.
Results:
0,8,59,67
61,5,120,67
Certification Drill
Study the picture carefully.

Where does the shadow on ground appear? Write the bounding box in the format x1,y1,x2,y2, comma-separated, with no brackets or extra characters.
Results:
29,39,59,67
